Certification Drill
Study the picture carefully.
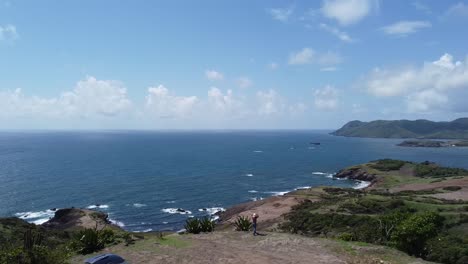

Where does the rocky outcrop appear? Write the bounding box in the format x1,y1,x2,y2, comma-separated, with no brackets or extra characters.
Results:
42,208,120,231
334,167,377,183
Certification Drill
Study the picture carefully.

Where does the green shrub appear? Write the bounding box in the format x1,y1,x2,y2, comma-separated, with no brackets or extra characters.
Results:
184,217,216,234
426,234,468,264
184,218,201,234
200,217,215,232
69,228,116,255
391,212,444,257
234,216,252,231
338,232,354,241
0,229,70,264
415,163,468,178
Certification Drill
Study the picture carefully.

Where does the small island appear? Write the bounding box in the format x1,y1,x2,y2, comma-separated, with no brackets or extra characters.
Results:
398,140,468,148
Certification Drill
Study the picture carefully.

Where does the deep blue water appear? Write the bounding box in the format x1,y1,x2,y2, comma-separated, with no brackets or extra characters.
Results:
1,130,468,232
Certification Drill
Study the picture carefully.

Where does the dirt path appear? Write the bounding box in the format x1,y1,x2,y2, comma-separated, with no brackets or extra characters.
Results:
72,231,431,264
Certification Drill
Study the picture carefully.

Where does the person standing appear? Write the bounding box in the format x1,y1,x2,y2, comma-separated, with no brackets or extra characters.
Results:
252,213,259,236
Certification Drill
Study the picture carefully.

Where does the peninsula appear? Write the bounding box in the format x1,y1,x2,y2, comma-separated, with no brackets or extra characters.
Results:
331,118,468,139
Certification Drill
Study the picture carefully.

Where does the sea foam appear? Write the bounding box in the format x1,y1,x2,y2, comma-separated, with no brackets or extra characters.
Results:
198,207,225,215
162,208,192,215
87,204,109,209
109,218,125,227
15,209,56,225
353,181,371,189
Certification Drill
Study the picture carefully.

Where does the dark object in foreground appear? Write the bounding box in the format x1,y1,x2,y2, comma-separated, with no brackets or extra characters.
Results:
85,253,126,264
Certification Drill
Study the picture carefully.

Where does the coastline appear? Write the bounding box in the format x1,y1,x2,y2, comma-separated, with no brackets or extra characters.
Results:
10,171,369,232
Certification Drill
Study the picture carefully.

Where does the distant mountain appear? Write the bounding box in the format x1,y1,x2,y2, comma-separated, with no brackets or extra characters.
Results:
331,118,468,139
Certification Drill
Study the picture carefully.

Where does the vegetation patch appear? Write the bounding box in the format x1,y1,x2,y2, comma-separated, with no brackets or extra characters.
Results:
370,159,406,171
414,162,468,178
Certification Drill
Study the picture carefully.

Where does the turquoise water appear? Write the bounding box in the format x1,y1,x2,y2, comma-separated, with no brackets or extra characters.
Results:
1,130,467,232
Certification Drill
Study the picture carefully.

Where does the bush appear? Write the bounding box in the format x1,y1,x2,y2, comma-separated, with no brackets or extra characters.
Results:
200,217,215,232
338,232,354,241
0,229,70,264
426,234,468,264
234,216,252,231
69,227,116,255
415,163,468,178
184,217,216,234
391,212,444,257
184,218,201,234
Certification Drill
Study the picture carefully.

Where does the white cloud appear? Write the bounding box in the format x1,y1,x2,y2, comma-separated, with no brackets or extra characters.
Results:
267,6,294,22
443,2,468,18
0,76,132,119
314,85,339,110
407,90,448,113
205,70,224,81
412,1,431,14
145,85,198,118
321,0,378,26
318,51,343,65
236,77,253,89
289,48,315,65
319,23,355,43
363,53,468,112
256,90,285,115
0,24,18,41
207,87,246,117
381,20,431,36
289,48,342,66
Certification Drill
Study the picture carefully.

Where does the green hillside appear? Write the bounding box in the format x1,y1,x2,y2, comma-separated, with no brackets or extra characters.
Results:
331,118,468,139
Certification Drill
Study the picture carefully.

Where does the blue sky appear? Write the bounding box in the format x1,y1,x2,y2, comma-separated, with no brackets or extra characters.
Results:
1,0,468,129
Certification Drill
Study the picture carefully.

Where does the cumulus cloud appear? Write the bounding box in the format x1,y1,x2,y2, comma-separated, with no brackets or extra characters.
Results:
267,6,294,22
381,20,431,36
0,24,18,41
289,48,315,65
207,87,247,118
145,85,198,118
319,23,355,43
236,77,253,89
256,90,285,115
314,85,339,110
321,0,378,26
0,76,131,119
205,70,224,81
289,48,342,66
363,53,468,112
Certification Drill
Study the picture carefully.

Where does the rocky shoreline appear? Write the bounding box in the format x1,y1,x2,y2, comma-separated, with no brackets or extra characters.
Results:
334,167,377,184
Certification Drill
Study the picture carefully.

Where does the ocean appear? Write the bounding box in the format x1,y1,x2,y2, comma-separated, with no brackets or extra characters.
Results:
1,130,468,232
